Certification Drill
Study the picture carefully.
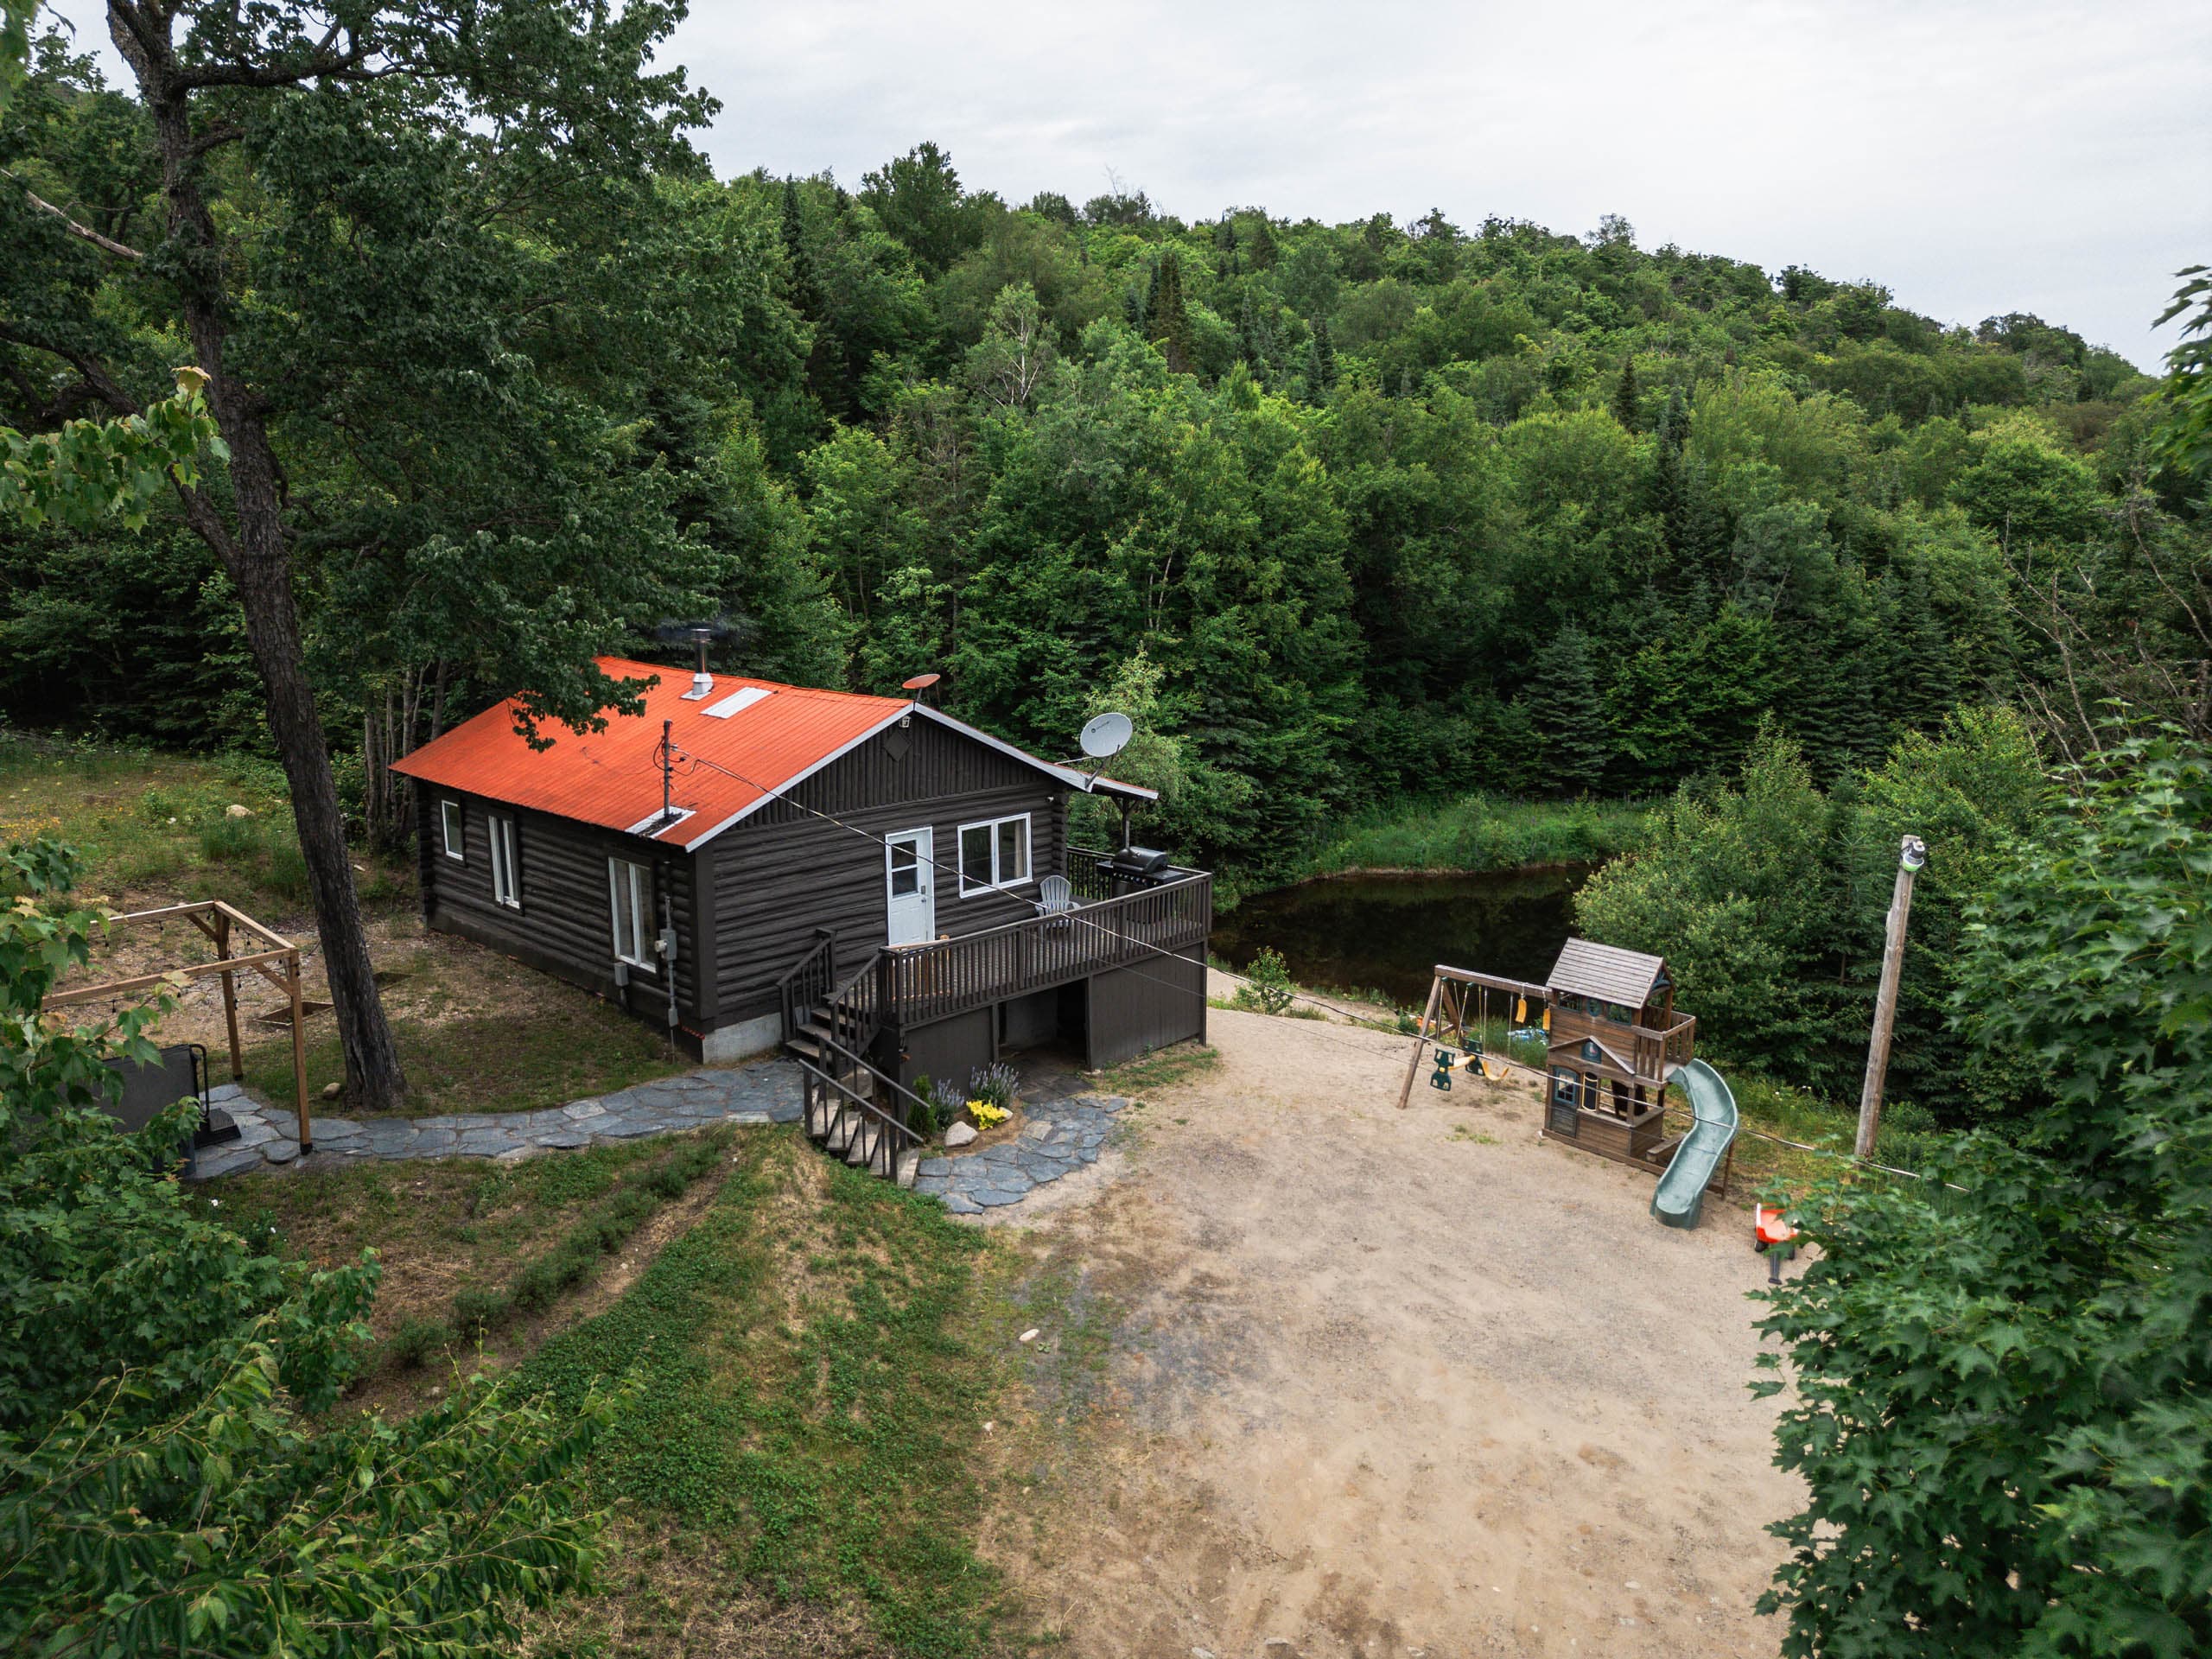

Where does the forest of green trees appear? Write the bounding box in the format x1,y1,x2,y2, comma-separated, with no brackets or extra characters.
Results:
5,29,2201,881
4,4,2211,1656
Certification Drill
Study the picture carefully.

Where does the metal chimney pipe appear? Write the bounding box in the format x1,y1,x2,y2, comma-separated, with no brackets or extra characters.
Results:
681,626,714,700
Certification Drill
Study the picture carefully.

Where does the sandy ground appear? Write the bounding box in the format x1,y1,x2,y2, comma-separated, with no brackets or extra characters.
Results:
983,1002,1799,1659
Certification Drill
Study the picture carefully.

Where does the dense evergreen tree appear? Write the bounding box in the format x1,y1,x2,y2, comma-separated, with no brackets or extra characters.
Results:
1524,626,1612,792
1150,249,1195,373
1612,354,1642,430
1306,315,1338,396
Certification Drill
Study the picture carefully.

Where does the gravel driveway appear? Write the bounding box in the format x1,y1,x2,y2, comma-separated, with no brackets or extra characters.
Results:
984,1004,1799,1659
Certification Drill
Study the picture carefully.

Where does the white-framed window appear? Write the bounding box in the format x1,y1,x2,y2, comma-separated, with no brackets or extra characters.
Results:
608,857,654,970
957,812,1032,895
487,813,521,909
440,799,465,861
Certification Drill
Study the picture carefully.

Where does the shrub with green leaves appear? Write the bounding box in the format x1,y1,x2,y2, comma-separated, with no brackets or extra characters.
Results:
1233,945,1298,1015
0,836,617,1655
1754,738,2212,1656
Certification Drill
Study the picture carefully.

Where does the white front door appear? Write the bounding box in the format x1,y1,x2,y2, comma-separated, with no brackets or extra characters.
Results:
885,827,936,945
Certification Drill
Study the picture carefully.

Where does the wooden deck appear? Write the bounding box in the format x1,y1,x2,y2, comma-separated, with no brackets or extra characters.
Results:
791,848,1212,1049
881,873,1211,1027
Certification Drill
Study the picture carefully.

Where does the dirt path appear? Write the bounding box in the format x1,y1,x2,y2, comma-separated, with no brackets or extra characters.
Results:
987,1006,1797,1659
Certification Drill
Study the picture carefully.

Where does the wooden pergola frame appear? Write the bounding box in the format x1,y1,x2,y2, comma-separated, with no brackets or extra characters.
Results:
47,899,314,1153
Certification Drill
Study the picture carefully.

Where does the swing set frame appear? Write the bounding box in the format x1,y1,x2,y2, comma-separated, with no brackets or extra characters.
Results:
1395,963,1553,1109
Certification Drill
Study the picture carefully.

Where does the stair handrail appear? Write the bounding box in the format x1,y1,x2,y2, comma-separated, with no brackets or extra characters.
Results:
803,1029,932,1151
792,1056,904,1178
824,950,886,1055
791,1052,923,1184
775,929,837,1048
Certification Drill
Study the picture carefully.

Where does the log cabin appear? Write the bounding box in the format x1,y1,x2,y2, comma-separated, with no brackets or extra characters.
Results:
391,658,1210,1096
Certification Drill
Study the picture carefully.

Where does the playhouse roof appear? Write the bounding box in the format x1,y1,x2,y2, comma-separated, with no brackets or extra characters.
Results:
1547,938,1667,1010
391,657,1154,851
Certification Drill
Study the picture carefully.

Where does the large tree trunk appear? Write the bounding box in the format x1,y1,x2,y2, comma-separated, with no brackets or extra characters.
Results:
219,440,409,1111
116,5,407,1111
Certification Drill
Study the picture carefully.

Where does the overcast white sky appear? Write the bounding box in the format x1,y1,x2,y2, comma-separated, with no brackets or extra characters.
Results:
59,1,2212,369
668,0,2209,372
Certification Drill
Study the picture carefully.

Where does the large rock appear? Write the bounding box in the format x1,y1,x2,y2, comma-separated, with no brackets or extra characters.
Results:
944,1122,978,1148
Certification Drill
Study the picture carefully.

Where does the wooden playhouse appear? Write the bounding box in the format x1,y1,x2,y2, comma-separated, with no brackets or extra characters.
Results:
1538,938,1698,1172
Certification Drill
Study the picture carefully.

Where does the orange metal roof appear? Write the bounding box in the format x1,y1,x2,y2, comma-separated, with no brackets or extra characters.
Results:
391,658,914,850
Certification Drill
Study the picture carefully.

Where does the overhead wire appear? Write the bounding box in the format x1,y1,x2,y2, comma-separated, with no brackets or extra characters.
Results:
652,730,1964,1171
653,728,1967,1183
656,737,1416,1066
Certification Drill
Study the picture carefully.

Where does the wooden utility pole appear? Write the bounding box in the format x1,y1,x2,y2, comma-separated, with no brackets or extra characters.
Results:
1855,835,1928,1160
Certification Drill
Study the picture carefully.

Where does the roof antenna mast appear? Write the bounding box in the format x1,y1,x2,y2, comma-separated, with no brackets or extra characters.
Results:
659,718,674,826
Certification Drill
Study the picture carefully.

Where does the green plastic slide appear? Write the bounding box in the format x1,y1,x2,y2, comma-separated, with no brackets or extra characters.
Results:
1651,1058,1738,1230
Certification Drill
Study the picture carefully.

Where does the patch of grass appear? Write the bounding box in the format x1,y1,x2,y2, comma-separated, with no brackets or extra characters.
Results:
1209,995,1326,1020
242,1005,687,1118
519,1134,1016,1656
188,1132,729,1382
1447,1123,1500,1146
1091,1039,1222,1097
1281,791,1650,883
442,1130,734,1348
0,729,411,913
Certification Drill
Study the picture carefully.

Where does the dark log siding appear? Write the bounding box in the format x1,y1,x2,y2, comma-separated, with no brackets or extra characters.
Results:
404,715,1213,1068
709,720,1070,1027
416,790,702,1023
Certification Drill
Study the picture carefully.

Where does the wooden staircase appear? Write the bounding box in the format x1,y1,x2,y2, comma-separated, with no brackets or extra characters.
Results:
776,933,925,1187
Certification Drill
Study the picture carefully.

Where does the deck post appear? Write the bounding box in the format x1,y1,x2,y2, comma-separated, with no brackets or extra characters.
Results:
1397,976,1443,1110
1854,835,1926,1161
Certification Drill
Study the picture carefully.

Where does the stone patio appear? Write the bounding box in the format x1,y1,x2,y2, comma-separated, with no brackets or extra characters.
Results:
909,1093,1128,1214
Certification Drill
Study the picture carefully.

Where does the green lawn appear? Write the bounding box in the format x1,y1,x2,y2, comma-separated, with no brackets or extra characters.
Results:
0,730,411,914
212,1124,1028,1654
242,1004,687,1119
519,1132,1019,1656
190,1129,737,1387
1287,791,1650,880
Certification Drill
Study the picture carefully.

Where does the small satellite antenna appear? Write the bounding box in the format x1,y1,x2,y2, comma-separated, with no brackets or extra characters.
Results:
1079,712,1134,760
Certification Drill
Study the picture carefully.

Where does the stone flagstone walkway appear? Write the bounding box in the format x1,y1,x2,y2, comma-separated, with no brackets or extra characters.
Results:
188,1060,1133,1223
910,1094,1128,1214
188,1061,804,1180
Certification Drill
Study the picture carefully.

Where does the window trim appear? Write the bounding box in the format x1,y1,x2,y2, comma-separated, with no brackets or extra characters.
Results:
956,811,1033,896
487,813,521,910
607,856,655,972
440,799,465,862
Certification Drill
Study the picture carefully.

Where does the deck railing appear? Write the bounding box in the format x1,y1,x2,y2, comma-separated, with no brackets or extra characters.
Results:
775,929,838,1051
1633,1014,1698,1081
876,859,1211,1030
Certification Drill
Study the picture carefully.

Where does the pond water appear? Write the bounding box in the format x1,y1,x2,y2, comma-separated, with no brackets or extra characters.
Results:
1209,866,1591,1009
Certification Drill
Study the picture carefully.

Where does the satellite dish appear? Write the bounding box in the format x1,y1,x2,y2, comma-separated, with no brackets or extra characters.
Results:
1079,712,1134,760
